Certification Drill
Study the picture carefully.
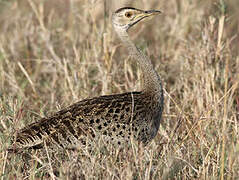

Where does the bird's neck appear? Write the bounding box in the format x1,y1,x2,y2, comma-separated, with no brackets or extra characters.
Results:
115,29,163,99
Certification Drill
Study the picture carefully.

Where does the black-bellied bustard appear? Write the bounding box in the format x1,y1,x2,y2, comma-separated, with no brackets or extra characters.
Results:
8,7,164,152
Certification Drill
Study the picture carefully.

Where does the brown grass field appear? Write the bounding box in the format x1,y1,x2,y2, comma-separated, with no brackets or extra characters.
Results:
0,0,238,179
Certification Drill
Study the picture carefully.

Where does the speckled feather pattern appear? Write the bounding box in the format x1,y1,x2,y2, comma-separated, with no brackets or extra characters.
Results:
10,91,163,152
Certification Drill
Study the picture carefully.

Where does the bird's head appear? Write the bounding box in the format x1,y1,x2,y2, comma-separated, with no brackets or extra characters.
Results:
112,7,161,32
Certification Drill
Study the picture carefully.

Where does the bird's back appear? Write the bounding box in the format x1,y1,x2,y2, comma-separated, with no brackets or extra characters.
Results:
9,91,163,152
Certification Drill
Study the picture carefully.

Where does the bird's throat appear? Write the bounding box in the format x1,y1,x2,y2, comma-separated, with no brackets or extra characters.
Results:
115,29,163,99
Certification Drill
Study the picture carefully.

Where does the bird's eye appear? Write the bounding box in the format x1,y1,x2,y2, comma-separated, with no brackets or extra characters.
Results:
125,12,132,18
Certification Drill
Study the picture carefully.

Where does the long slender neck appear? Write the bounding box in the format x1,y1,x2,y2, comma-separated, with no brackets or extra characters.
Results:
115,28,163,99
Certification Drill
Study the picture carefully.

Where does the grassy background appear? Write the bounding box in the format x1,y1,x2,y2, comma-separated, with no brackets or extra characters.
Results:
0,0,238,179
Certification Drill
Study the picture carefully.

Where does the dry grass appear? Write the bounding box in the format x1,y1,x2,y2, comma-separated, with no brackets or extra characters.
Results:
0,0,239,179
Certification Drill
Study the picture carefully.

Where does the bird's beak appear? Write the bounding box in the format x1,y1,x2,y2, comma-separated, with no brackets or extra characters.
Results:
128,9,161,31
144,10,162,17
136,9,162,19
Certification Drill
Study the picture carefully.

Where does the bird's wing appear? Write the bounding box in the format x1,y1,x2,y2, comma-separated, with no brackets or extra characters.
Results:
8,91,148,152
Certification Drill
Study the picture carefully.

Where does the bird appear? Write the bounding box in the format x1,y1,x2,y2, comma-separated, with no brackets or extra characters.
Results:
8,7,164,153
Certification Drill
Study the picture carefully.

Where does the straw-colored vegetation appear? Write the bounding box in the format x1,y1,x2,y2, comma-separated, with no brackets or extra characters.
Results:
0,0,238,179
